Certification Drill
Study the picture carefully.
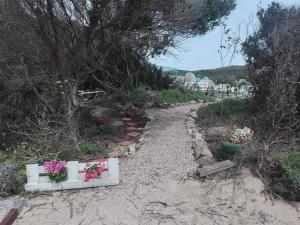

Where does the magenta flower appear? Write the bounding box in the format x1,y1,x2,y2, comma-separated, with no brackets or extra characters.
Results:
44,160,66,174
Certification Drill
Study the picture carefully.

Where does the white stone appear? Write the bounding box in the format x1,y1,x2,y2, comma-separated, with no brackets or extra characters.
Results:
129,144,136,154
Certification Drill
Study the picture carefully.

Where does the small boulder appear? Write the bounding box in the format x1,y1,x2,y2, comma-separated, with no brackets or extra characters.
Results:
192,132,213,161
205,126,228,140
144,102,154,109
189,111,198,120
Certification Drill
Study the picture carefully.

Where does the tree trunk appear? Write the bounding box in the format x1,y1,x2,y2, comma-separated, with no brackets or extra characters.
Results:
64,80,79,145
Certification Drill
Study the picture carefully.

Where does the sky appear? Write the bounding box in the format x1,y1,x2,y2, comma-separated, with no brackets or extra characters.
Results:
150,0,299,70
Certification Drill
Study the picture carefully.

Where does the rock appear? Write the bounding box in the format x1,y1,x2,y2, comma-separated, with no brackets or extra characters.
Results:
189,100,197,104
187,128,196,136
108,151,119,158
186,123,195,130
110,120,123,127
189,111,198,120
127,131,142,138
205,126,228,140
196,156,215,167
129,144,136,154
90,107,113,118
118,141,133,147
191,132,213,161
144,102,154,108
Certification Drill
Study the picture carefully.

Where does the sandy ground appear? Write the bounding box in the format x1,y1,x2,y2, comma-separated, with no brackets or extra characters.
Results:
15,104,300,225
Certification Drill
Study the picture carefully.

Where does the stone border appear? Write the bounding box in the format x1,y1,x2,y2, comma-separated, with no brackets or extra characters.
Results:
184,108,215,167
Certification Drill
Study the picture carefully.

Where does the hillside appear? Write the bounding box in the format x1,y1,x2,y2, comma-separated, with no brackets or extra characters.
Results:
197,66,249,81
161,65,249,82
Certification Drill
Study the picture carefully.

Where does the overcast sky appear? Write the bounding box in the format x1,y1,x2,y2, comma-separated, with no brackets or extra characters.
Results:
150,0,299,70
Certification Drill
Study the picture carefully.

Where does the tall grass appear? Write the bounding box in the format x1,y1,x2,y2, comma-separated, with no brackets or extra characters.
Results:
197,99,249,121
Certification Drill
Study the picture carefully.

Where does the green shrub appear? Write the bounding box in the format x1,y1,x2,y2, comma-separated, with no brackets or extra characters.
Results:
279,150,300,178
270,149,300,201
99,124,113,134
0,162,24,197
78,141,109,157
271,175,300,201
78,142,95,155
197,99,249,121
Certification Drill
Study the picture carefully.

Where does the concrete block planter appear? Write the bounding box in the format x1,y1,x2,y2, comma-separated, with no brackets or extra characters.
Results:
25,158,119,192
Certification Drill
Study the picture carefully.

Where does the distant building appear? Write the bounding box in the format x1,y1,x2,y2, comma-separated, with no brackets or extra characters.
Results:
197,77,215,92
215,84,230,93
184,72,196,83
184,72,196,89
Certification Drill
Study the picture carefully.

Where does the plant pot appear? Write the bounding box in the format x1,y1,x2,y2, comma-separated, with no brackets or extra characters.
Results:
219,139,245,159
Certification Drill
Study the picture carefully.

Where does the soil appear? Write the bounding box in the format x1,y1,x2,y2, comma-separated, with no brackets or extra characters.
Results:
13,103,300,225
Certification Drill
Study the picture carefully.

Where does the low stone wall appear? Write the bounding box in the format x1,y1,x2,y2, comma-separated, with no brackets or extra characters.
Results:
184,108,215,167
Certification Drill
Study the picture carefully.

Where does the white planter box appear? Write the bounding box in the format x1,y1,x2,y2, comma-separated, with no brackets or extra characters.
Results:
25,158,119,192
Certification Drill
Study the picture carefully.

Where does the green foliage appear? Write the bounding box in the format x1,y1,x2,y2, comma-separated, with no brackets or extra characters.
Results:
113,86,214,106
197,99,249,120
85,164,99,173
279,150,300,178
270,175,300,201
138,65,175,90
78,142,109,157
47,168,68,183
127,86,153,105
269,149,300,201
99,124,113,134
78,142,95,155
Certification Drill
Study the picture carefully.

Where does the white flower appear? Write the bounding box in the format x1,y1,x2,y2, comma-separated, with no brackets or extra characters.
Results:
230,127,253,144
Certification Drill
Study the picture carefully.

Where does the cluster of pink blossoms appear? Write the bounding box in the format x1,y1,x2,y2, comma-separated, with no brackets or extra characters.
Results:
44,160,66,174
84,160,106,182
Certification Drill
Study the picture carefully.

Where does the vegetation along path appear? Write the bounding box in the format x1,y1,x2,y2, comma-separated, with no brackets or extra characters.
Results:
16,104,299,225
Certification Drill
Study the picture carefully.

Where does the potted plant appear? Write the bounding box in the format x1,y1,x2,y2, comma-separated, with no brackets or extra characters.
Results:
220,127,253,159
44,160,68,183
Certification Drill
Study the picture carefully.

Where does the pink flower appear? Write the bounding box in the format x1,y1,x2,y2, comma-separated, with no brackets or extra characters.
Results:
84,160,107,182
44,160,66,174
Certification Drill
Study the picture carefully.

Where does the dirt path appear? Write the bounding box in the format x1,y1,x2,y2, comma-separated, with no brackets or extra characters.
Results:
15,104,299,225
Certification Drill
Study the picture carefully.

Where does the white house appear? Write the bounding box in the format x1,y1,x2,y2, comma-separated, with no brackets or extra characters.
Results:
215,84,230,93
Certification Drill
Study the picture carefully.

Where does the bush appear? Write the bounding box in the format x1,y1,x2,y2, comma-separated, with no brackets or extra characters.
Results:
112,85,153,106
279,150,300,178
78,142,109,157
268,149,300,201
0,162,24,197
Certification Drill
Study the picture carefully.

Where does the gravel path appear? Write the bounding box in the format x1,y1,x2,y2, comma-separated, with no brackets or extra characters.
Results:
14,104,300,225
